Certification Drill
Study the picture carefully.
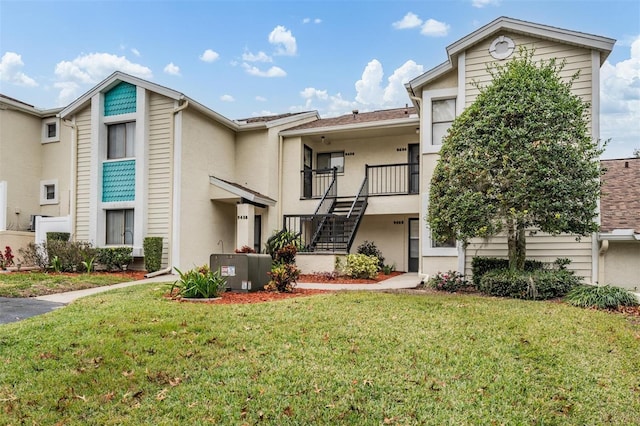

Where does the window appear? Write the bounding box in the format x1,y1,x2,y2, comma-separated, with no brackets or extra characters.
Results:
432,99,455,145
107,122,135,159
106,209,134,245
317,152,344,173
39,179,58,205
431,234,456,248
41,118,60,143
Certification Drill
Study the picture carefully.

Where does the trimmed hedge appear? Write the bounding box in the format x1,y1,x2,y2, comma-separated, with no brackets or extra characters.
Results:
479,268,581,300
46,232,70,242
143,237,163,273
471,257,544,286
97,247,133,271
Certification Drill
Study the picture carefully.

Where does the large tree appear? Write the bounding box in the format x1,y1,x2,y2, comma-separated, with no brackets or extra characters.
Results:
428,49,603,270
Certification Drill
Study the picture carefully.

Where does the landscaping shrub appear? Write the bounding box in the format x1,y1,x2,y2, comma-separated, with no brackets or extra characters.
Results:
0,246,14,269
343,254,378,279
479,268,580,300
171,265,226,298
356,240,385,270
18,243,48,269
234,245,256,253
265,262,300,293
143,237,163,273
45,240,96,272
565,285,639,309
46,232,70,242
274,244,297,265
426,270,468,292
471,257,544,286
96,247,133,271
265,229,302,259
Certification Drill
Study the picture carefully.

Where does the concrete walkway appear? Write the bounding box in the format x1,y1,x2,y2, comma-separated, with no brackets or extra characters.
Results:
35,274,179,304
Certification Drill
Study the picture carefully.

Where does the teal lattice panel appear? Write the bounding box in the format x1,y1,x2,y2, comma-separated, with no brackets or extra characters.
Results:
104,82,137,116
103,160,136,202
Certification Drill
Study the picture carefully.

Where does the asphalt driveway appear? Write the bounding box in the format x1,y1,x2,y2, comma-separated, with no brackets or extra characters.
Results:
0,297,65,325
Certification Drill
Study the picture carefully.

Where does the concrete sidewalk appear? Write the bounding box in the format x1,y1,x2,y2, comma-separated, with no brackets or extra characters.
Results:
35,274,178,304
298,272,422,291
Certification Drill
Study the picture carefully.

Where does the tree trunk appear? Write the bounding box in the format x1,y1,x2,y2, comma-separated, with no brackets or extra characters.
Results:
507,221,526,271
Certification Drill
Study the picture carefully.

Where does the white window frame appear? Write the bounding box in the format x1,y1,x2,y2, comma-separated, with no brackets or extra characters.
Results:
422,88,458,154
106,121,136,160
105,208,135,246
317,151,345,174
41,117,60,144
39,179,59,205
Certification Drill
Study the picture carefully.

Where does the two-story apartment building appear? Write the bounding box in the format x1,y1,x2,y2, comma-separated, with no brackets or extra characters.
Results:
2,17,625,285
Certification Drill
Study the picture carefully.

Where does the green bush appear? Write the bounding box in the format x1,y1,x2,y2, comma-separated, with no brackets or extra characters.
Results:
426,270,469,292
471,257,544,286
343,254,378,279
46,232,70,242
97,247,133,271
265,262,300,293
479,268,580,300
356,240,384,270
565,285,639,309
18,243,48,269
265,230,302,259
143,237,163,273
171,265,226,298
274,244,297,265
45,240,96,272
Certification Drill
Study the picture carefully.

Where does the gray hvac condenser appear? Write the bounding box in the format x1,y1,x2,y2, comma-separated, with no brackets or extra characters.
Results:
210,253,271,292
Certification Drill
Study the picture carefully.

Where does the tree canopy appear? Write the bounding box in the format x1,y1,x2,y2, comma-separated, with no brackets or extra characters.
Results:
427,49,603,270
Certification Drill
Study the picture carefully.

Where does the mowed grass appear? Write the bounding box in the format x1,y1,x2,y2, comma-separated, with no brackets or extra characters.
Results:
0,272,135,297
1,286,639,425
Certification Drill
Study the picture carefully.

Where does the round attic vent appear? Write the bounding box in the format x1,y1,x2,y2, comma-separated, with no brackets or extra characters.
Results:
489,35,515,60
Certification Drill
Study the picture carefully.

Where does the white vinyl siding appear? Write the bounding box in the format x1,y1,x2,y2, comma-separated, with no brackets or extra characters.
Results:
465,233,593,282
75,107,92,241
465,33,593,111
146,92,173,267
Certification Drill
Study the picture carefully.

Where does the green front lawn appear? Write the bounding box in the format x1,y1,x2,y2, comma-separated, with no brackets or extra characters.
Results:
1,286,639,425
0,272,137,297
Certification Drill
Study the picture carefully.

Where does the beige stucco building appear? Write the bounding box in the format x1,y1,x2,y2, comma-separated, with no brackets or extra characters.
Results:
2,17,633,286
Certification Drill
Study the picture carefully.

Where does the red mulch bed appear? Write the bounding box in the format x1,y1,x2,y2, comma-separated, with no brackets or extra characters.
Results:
298,271,404,284
168,288,330,305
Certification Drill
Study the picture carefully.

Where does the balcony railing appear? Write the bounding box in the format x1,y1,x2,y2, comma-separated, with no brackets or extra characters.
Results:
283,214,354,252
367,163,419,196
300,168,337,199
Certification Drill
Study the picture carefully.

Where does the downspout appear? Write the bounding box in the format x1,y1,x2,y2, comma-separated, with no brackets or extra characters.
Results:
597,239,609,285
168,99,189,272
62,118,77,237
277,134,284,225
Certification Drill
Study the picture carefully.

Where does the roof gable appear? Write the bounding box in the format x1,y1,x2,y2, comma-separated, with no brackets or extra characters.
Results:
407,16,615,93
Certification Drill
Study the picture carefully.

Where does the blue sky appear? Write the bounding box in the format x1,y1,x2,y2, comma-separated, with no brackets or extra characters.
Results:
1,0,638,158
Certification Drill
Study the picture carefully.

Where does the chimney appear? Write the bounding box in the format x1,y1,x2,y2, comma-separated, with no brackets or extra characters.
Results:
352,109,359,119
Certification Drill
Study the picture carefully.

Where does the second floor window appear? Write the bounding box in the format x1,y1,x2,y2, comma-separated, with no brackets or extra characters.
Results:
107,122,135,159
432,99,455,145
317,151,344,173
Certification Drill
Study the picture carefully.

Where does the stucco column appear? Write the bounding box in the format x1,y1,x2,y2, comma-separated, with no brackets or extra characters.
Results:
236,203,255,251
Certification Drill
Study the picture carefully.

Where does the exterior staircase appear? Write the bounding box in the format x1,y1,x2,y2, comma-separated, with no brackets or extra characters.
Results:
310,197,367,252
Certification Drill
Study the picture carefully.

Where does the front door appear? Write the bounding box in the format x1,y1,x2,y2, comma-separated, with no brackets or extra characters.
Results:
408,218,419,272
303,145,313,199
408,144,419,194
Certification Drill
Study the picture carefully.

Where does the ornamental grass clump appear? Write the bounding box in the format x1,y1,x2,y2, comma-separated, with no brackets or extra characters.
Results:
565,285,639,310
170,265,227,299
426,270,468,292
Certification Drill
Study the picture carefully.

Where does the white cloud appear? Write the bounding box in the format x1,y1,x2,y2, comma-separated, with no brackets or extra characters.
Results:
242,63,287,77
53,52,152,104
355,59,424,107
255,96,267,102
220,94,235,102
200,49,220,63
314,18,322,24
600,35,640,158
269,25,297,56
300,87,329,107
355,59,385,105
421,19,450,37
302,17,322,24
383,60,424,104
303,18,310,24
392,12,423,30
471,0,500,7
131,48,140,57
242,51,272,62
164,62,181,76
0,52,38,87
